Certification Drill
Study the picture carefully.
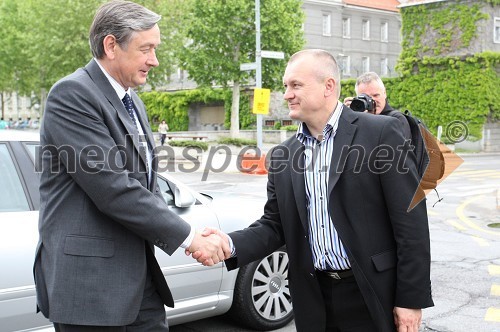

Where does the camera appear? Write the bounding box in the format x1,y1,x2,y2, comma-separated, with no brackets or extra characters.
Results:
350,93,376,113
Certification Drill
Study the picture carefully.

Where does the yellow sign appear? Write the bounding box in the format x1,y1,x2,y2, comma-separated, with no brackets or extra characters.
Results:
252,88,271,115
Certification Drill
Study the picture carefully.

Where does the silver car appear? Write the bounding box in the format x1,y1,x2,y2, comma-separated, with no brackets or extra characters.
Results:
0,130,293,331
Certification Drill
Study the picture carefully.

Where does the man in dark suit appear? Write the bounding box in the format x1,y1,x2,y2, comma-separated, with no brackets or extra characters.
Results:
33,1,228,331
198,49,433,331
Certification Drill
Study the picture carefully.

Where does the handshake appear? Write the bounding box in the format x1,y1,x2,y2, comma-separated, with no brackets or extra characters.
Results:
185,228,231,266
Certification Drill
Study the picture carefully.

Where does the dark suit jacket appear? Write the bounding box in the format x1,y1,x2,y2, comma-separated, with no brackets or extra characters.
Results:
226,106,433,332
34,59,191,325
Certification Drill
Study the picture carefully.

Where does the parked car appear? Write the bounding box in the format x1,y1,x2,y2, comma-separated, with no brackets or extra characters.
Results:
0,130,293,331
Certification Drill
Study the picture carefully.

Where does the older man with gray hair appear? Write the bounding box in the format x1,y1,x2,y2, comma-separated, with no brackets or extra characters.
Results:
34,1,228,331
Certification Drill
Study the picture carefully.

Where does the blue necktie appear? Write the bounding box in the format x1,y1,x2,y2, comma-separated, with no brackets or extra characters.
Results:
122,94,151,181
122,94,138,128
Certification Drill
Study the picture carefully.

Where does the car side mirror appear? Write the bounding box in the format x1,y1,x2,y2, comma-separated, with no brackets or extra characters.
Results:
173,183,197,208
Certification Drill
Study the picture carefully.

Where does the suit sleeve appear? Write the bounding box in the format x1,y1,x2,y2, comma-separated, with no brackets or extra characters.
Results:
378,119,433,308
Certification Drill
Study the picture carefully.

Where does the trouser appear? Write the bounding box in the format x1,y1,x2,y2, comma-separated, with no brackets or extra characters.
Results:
54,269,168,332
316,270,378,332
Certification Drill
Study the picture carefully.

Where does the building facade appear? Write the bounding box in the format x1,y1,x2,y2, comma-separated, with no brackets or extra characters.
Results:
399,0,500,56
303,0,402,78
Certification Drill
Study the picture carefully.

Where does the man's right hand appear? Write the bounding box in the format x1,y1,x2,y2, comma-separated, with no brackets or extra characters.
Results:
185,230,230,266
343,96,354,107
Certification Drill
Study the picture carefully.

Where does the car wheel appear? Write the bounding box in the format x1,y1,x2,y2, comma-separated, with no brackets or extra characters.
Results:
228,249,293,330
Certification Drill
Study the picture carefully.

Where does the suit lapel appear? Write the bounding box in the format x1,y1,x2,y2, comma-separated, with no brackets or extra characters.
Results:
131,92,155,149
131,92,158,190
84,60,151,186
288,138,309,234
328,107,358,197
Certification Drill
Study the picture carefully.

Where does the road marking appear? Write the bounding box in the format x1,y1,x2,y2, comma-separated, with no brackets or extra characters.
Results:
485,307,500,322
491,284,500,296
447,219,467,231
489,265,500,276
471,236,489,247
456,196,500,237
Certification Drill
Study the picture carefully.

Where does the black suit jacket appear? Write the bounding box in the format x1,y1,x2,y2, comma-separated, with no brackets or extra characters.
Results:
226,106,433,332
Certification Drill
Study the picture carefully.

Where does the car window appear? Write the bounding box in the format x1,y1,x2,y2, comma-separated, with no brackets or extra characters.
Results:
157,176,175,205
0,144,30,212
24,143,38,161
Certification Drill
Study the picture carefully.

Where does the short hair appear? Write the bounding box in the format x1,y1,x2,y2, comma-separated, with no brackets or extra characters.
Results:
288,49,341,98
89,0,161,59
355,72,385,95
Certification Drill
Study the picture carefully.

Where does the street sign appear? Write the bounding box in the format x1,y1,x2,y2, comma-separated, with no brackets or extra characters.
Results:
261,50,285,59
240,62,257,71
252,88,271,115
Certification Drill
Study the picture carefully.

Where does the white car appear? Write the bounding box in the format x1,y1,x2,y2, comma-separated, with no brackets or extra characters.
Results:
0,130,293,331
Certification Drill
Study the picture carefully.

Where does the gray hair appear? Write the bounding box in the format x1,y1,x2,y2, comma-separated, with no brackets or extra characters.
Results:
289,49,341,98
89,0,161,59
355,72,385,95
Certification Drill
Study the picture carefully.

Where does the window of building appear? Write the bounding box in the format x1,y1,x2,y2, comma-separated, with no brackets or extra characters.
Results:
495,17,500,43
265,120,275,127
380,58,388,76
322,13,331,36
342,17,351,38
362,57,370,73
339,55,351,77
381,22,388,42
362,20,370,40
282,120,293,126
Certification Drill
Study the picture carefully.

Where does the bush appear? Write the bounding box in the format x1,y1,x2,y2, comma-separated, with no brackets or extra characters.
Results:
167,140,209,151
217,137,257,147
281,125,299,132
273,121,282,130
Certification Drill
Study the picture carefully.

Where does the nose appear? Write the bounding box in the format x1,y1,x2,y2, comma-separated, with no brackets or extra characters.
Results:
147,49,159,67
283,87,293,101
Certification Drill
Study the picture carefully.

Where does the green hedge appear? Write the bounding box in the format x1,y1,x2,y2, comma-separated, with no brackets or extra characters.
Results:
167,140,209,151
217,137,257,147
139,88,256,132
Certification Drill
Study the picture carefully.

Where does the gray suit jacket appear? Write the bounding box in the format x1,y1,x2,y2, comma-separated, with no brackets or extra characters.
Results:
34,59,191,325
226,106,433,332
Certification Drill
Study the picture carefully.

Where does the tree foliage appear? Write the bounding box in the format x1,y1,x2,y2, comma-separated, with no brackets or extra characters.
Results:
0,0,192,95
178,0,304,135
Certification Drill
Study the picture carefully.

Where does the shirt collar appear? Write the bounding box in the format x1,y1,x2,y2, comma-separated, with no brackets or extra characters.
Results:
94,58,130,100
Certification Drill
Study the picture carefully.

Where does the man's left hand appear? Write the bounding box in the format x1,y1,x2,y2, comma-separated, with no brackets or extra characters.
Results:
393,307,422,332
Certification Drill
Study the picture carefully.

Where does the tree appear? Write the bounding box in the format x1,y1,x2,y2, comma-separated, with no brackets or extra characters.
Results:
0,0,192,115
179,0,305,137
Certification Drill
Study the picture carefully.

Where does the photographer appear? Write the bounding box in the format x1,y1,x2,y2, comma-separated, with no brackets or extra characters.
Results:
344,72,411,140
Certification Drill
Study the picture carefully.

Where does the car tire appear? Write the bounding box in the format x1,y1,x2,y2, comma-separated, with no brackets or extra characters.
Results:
228,249,293,330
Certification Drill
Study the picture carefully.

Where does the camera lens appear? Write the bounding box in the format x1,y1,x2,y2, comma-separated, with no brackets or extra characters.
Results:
350,99,367,112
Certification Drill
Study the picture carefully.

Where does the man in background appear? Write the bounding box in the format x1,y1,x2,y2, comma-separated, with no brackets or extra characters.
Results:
344,71,411,140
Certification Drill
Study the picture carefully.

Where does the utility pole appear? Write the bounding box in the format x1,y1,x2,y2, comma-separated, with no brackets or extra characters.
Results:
240,0,284,149
255,0,263,149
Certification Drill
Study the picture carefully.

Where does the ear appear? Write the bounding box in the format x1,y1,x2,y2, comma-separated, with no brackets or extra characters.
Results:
102,35,117,60
324,77,337,97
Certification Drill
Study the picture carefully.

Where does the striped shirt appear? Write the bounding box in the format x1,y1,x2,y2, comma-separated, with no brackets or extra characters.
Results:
296,102,351,271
